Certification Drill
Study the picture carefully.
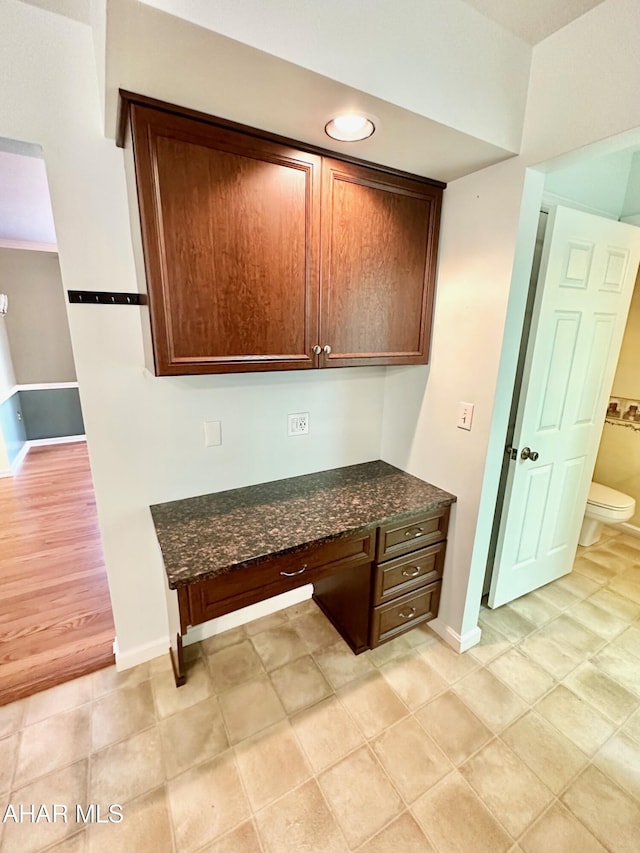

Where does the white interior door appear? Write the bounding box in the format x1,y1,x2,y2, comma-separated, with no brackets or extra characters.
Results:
489,205,640,608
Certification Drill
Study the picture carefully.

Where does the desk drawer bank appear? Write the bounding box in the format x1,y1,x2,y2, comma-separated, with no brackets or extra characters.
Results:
150,460,456,686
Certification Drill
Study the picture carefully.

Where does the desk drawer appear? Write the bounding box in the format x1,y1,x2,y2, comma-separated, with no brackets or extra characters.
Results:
370,582,441,647
186,530,374,626
373,542,445,604
376,506,449,562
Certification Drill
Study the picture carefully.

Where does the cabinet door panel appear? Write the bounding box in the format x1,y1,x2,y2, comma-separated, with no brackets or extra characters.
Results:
320,159,441,367
131,106,321,374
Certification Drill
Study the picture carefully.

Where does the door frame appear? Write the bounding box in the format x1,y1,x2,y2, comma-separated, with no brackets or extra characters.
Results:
487,202,639,606
465,131,640,635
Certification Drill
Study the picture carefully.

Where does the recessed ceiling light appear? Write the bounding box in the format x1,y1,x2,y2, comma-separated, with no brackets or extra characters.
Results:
325,113,375,142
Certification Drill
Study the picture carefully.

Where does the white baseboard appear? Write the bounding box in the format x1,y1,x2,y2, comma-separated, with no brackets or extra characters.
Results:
0,436,87,477
29,435,86,447
620,522,640,539
114,636,171,671
429,617,482,653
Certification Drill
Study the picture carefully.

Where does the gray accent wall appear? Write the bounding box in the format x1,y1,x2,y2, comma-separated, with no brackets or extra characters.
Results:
19,387,84,440
0,249,76,384
0,391,26,465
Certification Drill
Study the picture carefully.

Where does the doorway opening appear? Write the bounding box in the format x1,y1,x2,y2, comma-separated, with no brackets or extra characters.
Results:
483,138,640,606
0,136,115,705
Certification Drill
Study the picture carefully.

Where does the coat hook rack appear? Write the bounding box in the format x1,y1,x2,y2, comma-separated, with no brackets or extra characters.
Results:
67,290,147,306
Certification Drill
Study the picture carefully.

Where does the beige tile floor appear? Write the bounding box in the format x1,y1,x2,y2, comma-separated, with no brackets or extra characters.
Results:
1,527,640,852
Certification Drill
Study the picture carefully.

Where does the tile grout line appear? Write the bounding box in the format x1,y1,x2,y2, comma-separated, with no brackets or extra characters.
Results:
2,539,639,852
457,545,640,847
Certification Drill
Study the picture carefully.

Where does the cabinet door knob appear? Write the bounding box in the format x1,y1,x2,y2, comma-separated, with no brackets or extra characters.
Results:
280,565,307,577
323,344,332,355
312,345,322,355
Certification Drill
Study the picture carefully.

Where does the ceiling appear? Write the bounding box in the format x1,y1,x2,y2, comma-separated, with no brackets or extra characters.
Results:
18,0,89,23
462,0,607,44
18,0,607,44
2,0,615,248
0,141,57,250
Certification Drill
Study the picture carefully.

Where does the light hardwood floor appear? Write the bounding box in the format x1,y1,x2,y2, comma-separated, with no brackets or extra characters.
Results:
0,442,114,705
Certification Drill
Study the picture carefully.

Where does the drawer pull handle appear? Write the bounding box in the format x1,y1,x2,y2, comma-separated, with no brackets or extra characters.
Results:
280,565,308,577
398,606,417,619
405,526,424,538
402,566,421,578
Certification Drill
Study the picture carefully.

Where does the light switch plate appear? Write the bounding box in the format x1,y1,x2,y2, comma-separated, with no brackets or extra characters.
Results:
204,420,222,446
457,402,474,431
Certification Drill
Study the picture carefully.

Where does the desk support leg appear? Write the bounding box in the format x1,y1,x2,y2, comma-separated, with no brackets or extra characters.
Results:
169,633,186,687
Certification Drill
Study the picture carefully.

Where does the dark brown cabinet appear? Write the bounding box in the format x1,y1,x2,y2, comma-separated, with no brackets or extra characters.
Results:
369,505,449,647
169,506,449,686
150,460,455,687
320,159,441,368
120,92,444,376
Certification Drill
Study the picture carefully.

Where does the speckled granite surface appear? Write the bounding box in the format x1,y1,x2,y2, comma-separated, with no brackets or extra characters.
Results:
151,460,456,588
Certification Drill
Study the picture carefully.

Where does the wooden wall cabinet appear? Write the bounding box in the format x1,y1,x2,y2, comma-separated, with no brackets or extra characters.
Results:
120,93,444,376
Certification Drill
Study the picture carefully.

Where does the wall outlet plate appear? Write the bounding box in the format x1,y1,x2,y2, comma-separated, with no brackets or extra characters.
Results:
288,412,309,436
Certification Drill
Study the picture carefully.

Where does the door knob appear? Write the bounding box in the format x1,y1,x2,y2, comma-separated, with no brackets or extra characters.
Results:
323,345,332,355
312,345,322,355
520,447,540,461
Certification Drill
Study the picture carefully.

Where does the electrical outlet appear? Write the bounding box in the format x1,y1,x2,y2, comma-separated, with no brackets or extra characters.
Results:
204,420,222,446
457,402,474,431
288,412,309,436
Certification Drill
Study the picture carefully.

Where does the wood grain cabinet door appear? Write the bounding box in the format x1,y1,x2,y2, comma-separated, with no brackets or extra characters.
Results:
320,159,442,368
130,105,321,375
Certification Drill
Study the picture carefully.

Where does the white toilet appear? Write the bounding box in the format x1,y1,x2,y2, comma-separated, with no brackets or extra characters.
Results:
578,481,636,547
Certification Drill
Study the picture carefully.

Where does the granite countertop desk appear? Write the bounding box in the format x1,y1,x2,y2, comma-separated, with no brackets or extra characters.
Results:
151,460,456,686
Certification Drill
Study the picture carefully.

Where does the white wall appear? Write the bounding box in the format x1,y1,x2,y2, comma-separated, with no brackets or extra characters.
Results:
522,0,640,165
104,0,512,184
0,313,16,471
3,0,640,664
382,0,640,645
381,159,543,645
0,249,76,384
622,151,640,219
0,311,17,471
0,0,387,663
138,0,531,152
0,316,16,405
543,147,636,218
